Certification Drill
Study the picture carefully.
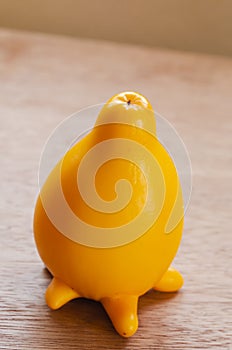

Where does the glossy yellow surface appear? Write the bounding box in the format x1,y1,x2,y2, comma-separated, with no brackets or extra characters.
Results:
34,91,184,337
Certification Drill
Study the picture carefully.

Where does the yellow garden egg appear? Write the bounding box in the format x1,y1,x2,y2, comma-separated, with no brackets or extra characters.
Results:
34,91,184,337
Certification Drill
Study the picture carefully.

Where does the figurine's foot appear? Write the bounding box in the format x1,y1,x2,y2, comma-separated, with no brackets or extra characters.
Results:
101,295,138,338
153,267,184,292
45,277,80,310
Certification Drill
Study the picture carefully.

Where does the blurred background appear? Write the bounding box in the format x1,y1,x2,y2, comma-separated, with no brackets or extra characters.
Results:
0,0,231,57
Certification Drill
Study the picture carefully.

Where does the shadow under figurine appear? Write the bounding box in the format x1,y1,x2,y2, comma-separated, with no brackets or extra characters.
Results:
34,91,184,337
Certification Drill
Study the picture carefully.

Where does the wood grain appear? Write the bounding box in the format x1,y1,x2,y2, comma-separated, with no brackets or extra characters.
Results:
0,28,231,349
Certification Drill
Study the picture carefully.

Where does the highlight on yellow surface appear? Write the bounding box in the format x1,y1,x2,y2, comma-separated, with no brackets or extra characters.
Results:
34,91,184,337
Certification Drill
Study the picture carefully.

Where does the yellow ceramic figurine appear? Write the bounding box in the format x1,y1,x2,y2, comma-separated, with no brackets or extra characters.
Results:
34,92,184,337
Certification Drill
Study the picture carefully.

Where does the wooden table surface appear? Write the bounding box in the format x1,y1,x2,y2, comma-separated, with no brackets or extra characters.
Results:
0,28,231,349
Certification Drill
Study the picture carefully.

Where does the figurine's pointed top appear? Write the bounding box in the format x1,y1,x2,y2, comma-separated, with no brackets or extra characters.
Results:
94,91,156,136
107,91,153,111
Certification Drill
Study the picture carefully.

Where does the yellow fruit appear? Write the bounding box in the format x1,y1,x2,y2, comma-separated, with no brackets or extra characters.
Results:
34,91,184,337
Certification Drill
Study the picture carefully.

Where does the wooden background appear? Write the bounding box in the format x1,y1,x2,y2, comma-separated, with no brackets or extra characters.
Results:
0,28,231,349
